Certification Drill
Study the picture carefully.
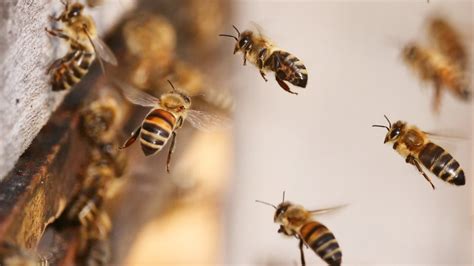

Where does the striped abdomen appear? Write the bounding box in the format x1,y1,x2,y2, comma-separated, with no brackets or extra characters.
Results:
51,49,95,91
300,221,342,266
139,109,176,156
266,50,308,88
418,142,465,185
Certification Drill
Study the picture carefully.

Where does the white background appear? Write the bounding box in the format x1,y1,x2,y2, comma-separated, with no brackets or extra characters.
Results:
224,1,472,265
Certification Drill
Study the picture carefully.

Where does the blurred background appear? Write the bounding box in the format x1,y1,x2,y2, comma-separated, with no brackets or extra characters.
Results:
121,0,472,265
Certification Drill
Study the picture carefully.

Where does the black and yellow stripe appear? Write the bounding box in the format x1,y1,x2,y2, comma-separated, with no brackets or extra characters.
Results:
51,49,95,91
267,50,308,88
300,221,342,266
418,142,465,185
139,109,176,156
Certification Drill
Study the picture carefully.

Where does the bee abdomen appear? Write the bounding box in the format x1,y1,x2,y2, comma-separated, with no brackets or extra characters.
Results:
300,221,342,266
268,51,308,88
139,109,176,156
419,142,465,185
51,51,95,91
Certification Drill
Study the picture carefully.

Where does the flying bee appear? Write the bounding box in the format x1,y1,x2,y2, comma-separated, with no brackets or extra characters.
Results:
256,193,343,266
220,25,308,95
117,81,226,173
402,43,470,111
372,115,466,189
428,17,468,71
45,0,117,91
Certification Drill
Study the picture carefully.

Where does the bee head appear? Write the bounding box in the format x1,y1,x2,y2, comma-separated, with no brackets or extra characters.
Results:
372,115,405,143
274,201,292,223
402,43,420,62
219,25,252,54
59,1,84,22
160,81,191,112
235,31,253,54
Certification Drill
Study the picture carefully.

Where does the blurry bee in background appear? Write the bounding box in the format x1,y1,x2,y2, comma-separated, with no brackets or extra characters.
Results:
122,13,177,90
80,95,123,144
428,17,468,71
117,81,226,173
65,163,114,235
80,238,111,266
0,242,49,266
220,25,308,95
402,16,470,112
373,115,466,189
256,193,343,266
45,0,117,91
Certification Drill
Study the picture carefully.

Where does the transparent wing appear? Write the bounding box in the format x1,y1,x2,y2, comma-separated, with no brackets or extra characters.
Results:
186,110,231,132
423,131,470,142
309,204,348,215
115,81,159,107
250,21,265,36
91,36,118,66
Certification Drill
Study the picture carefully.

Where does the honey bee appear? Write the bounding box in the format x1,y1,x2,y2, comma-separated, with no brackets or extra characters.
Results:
402,43,470,111
81,238,111,266
45,0,117,91
428,17,468,71
220,25,308,95
118,81,225,173
373,115,466,189
80,96,123,144
256,193,343,266
402,16,470,112
66,163,114,237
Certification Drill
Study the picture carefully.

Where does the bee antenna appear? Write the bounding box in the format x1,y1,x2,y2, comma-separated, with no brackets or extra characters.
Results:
218,34,238,42
255,200,277,209
232,25,241,37
60,0,68,8
282,191,285,203
383,114,392,128
372,125,390,131
167,80,177,91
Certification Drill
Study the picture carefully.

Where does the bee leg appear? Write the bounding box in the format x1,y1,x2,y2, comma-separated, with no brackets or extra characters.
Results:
275,76,298,95
406,155,435,189
298,238,306,266
120,127,141,149
259,70,268,82
46,58,65,74
166,132,177,173
432,82,442,113
44,27,71,41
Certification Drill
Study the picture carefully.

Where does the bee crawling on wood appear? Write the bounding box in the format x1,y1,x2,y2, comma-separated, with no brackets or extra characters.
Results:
256,193,344,266
220,25,308,95
45,0,117,91
373,115,466,189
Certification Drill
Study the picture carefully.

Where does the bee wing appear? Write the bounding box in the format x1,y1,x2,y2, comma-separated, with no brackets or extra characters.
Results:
90,36,118,66
308,204,348,215
114,81,159,107
186,110,231,132
423,131,469,142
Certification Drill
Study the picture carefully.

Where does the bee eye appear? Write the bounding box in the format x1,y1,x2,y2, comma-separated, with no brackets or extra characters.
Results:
390,129,400,138
239,38,249,48
69,7,82,17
